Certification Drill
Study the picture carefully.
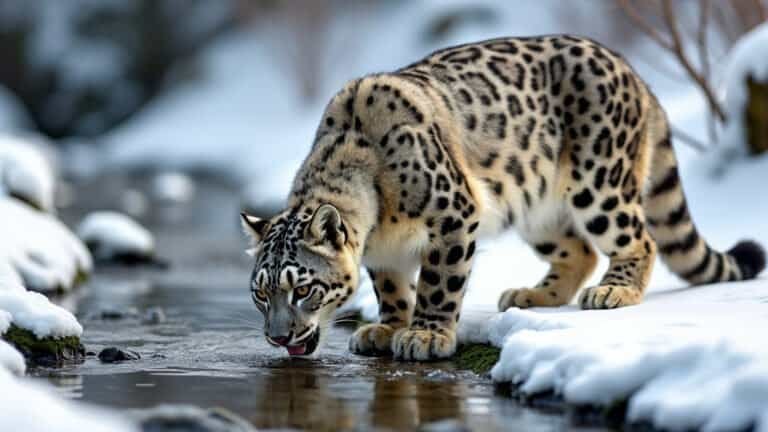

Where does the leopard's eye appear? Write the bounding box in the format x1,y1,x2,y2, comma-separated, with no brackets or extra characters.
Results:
294,285,310,299
254,287,268,302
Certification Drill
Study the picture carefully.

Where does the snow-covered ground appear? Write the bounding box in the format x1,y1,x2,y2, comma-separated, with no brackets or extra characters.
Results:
454,152,768,430
0,368,137,432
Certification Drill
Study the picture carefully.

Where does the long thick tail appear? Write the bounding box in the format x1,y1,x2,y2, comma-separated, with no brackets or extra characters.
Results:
642,96,765,285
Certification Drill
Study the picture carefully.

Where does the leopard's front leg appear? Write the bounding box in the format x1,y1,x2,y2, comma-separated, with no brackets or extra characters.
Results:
393,217,477,361
350,268,415,356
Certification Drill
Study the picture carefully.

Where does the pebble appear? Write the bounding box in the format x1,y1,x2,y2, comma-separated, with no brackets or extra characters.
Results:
142,307,166,324
98,347,141,363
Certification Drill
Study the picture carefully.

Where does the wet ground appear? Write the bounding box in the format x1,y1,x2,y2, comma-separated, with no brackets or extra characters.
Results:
35,175,605,431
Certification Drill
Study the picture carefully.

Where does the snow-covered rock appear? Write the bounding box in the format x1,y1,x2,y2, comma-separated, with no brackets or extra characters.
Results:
77,211,155,262
151,171,196,203
0,134,57,212
0,368,137,432
0,198,92,292
0,290,82,339
721,22,768,156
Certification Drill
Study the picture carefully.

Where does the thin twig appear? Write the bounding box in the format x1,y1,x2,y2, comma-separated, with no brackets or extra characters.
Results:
671,126,709,152
661,0,727,122
618,0,675,51
697,0,718,143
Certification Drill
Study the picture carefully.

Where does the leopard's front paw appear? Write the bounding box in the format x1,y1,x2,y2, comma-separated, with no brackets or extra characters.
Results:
392,328,456,361
349,323,396,356
498,287,565,310
579,285,642,309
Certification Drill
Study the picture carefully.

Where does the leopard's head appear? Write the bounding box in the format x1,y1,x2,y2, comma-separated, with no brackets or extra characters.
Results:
240,204,359,356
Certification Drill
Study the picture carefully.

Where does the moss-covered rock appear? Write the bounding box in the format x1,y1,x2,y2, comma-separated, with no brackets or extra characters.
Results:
2,324,85,367
452,343,500,375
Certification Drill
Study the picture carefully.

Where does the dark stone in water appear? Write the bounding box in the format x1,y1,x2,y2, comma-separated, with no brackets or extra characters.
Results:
96,307,139,320
142,307,166,324
98,347,141,362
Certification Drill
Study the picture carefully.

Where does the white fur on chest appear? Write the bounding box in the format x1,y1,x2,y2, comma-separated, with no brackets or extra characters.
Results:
476,183,568,242
362,222,428,273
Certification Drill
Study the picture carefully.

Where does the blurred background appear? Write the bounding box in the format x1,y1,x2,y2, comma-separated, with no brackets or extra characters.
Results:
1,0,766,220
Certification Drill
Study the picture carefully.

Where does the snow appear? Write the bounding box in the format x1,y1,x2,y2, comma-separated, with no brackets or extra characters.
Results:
151,171,196,203
457,152,768,430
0,134,57,212
721,23,768,157
0,198,92,292
77,211,154,261
0,289,82,339
0,368,137,432
0,340,25,376
336,272,378,322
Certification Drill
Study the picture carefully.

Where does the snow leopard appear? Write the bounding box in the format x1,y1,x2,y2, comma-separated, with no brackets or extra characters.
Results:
241,35,765,360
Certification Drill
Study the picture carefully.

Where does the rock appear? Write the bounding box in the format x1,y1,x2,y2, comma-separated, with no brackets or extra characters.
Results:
77,211,157,265
98,347,141,363
1,324,85,367
132,405,257,432
142,307,166,325
96,307,139,320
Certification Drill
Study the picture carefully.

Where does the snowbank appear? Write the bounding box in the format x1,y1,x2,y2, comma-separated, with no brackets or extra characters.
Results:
721,22,768,157
459,289,768,431
0,134,57,212
0,369,137,432
77,211,155,261
457,152,768,431
0,198,92,292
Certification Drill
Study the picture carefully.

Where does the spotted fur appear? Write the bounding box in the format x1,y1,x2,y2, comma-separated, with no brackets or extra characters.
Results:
242,35,765,361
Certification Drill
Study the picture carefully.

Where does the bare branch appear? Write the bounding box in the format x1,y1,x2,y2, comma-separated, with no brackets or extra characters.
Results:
670,126,709,152
617,0,675,51
660,0,727,122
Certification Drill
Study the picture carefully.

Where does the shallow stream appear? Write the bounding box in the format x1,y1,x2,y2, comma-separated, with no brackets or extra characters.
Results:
35,176,604,431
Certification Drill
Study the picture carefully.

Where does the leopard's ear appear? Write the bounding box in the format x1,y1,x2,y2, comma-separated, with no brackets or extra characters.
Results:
306,204,347,249
241,212,269,245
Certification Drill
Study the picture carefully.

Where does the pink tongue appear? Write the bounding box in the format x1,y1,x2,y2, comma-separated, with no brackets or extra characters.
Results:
286,345,306,356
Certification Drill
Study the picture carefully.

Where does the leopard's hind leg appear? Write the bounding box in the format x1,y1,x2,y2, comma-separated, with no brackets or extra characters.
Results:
499,226,597,310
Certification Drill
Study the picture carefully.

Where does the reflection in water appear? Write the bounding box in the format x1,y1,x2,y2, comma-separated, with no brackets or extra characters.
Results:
250,359,469,431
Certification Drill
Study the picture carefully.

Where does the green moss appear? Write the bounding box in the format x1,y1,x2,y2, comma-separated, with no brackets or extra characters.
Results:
2,324,85,367
453,343,501,375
